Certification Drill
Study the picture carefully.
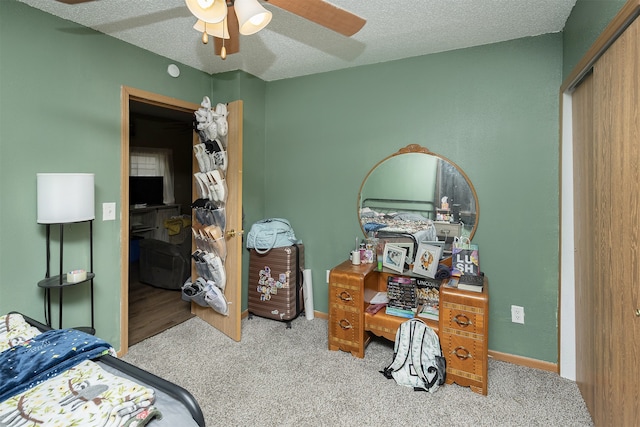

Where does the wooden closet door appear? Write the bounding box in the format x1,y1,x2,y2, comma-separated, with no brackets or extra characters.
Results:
591,17,640,426
571,73,596,413
192,100,244,341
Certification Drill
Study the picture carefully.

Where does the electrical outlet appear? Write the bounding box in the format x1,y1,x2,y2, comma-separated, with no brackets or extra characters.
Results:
511,305,525,324
326,270,330,283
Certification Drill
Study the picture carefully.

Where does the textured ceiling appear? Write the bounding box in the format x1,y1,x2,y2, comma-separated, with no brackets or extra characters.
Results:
16,0,577,81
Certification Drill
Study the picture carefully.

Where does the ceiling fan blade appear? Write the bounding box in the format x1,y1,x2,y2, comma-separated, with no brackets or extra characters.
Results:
214,6,240,56
266,0,365,37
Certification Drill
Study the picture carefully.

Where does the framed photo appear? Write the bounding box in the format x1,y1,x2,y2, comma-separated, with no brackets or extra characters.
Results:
383,244,406,273
393,242,415,264
413,243,443,278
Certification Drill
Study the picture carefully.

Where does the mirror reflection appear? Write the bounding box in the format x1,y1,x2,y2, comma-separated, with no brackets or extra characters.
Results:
358,144,479,243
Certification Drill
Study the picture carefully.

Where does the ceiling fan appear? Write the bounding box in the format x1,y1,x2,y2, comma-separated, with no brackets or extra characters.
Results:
54,0,365,59
193,0,366,59
211,0,367,59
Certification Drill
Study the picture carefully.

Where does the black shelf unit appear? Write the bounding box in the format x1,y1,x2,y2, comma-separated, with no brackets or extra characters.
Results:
38,220,95,334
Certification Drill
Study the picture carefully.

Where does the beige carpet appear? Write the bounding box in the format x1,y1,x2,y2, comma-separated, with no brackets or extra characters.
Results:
123,315,593,427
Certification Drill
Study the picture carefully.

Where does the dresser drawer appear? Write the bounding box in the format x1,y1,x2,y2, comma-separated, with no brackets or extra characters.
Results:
442,333,486,383
330,281,361,309
440,301,485,337
329,306,362,353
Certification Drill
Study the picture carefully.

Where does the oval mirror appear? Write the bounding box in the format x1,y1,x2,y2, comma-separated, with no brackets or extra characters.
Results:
358,144,479,242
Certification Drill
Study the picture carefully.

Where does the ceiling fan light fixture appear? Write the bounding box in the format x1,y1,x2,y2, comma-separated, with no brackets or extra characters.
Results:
185,0,226,24
235,0,272,35
196,0,214,8
194,19,230,39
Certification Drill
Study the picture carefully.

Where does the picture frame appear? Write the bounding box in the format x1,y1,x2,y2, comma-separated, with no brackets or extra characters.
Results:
413,243,443,278
383,244,406,273
393,242,415,265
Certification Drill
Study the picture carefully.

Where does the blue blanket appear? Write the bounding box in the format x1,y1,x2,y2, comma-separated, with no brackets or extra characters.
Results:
0,328,113,402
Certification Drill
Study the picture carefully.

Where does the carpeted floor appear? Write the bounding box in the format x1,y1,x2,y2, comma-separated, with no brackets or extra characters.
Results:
122,315,593,427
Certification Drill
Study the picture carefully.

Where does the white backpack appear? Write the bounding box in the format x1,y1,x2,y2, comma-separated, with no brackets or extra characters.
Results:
381,318,446,393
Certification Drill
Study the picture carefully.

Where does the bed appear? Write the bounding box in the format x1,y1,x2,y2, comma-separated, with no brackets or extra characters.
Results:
0,312,205,427
360,197,470,243
360,199,438,242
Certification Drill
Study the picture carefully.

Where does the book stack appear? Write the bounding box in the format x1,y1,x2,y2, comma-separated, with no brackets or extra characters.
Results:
458,274,484,292
385,276,417,318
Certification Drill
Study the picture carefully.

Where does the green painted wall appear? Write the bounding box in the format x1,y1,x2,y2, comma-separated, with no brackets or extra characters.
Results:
264,35,563,362
0,1,212,349
562,0,627,79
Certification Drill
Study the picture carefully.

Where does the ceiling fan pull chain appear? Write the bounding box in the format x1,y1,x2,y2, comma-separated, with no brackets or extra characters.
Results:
202,22,209,44
220,17,227,60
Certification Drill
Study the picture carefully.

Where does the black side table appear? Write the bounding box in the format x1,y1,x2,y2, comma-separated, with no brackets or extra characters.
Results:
38,220,95,335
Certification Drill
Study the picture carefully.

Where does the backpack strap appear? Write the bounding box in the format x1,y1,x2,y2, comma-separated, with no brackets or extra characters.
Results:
411,329,439,392
380,319,416,379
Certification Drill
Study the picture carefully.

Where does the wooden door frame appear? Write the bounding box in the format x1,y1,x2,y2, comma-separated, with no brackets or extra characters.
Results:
119,86,200,355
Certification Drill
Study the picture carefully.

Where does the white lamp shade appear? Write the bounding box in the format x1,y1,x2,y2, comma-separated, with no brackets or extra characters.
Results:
235,0,272,35
185,0,226,24
37,173,95,224
193,19,230,39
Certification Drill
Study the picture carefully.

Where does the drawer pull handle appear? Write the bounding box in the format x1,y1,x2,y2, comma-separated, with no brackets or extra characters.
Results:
337,291,353,301
338,319,353,330
453,314,473,326
452,346,473,360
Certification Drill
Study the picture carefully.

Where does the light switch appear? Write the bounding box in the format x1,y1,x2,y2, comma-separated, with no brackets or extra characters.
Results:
103,202,116,221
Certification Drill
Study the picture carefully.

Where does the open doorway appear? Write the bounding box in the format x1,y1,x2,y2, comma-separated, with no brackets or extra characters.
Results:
120,87,201,354
127,100,194,345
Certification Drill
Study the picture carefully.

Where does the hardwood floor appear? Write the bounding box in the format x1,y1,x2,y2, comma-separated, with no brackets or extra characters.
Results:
128,261,194,346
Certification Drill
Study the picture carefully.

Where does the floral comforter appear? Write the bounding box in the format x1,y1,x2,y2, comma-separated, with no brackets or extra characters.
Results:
0,313,162,427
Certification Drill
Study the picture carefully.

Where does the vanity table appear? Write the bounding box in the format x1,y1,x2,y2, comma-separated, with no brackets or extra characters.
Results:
335,143,487,395
328,261,488,395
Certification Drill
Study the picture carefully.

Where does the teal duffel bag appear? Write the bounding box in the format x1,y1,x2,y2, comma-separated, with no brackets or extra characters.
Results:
246,218,297,254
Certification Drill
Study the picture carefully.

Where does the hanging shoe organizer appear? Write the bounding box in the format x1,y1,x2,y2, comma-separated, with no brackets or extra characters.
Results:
184,97,230,316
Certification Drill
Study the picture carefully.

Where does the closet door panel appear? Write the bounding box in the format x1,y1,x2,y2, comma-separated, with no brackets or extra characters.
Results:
571,73,596,413
593,17,640,426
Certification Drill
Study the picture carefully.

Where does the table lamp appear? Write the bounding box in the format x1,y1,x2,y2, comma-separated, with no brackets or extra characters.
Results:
37,173,95,224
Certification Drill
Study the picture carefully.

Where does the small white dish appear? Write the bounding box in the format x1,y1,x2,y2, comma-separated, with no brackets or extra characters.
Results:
67,269,87,283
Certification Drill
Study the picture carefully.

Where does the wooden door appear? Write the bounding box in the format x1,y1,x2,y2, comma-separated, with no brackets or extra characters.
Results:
592,17,640,426
571,72,597,416
571,13,640,426
191,100,244,341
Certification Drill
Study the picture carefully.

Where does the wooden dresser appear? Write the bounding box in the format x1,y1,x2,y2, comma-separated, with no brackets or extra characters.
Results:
328,260,489,395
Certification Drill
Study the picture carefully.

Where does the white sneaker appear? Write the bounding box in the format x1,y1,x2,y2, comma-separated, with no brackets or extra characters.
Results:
193,173,209,200
204,122,217,142
204,281,228,316
205,170,225,203
208,170,226,203
215,117,228,137
193,144,207,172
214,103,227,118
212,139,227,171
203,252,226,290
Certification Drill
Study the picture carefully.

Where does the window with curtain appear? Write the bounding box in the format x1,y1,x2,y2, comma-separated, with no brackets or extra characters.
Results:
130,147,175,204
